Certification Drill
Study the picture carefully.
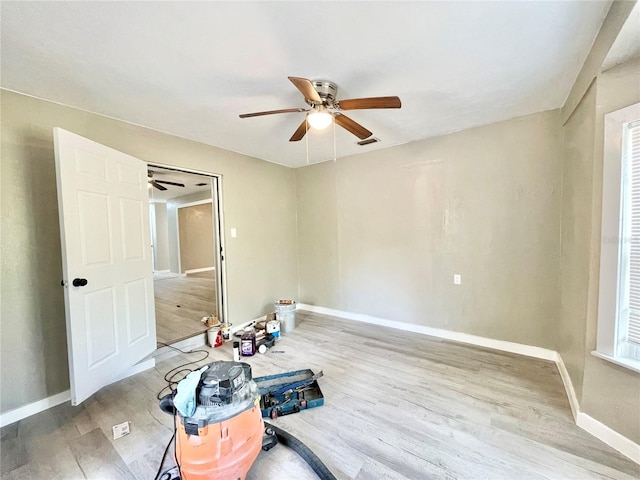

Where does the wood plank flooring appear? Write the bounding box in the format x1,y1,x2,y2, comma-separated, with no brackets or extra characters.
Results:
1,310,638,479
153,271,217,345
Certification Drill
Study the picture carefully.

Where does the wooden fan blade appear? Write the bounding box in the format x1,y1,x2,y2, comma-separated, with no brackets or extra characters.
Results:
289,119,309,142
336,96,401,110
155,180,185,187
334,113,372,140
150,180,167,191
239,108,308,118
288,77,322,103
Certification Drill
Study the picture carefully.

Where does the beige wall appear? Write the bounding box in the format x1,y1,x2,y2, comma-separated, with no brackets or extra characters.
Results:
178,203,215,272
561,58,640,442
167,190,213,273
152,203,171,271
0,90,298,412
558,82,597,401
297,110,563,349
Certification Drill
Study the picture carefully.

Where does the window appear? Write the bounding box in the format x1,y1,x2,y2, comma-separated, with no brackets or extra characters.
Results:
594,103,640,372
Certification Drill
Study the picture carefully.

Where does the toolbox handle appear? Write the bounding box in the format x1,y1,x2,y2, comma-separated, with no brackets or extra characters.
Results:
271,371,323,395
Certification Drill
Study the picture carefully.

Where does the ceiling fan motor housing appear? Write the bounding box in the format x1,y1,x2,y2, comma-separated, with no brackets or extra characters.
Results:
310,80,338,105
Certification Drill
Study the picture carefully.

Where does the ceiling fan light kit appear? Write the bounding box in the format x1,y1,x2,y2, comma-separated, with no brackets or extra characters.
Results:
307,109,332,130
239,76,401,143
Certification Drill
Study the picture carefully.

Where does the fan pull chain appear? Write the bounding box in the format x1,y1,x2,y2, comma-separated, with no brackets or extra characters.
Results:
305,119,309,165
333,118,336,163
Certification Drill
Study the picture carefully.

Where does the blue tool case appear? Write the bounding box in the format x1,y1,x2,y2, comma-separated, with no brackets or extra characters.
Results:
253,369,324,419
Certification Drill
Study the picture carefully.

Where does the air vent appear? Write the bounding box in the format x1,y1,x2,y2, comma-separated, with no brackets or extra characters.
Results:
357,137,380,146
195,182,208,186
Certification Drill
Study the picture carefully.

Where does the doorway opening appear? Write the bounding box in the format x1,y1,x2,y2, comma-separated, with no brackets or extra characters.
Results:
147,165,226,346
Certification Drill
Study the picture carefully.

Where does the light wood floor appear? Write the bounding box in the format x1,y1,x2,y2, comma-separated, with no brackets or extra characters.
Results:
1,311,638,479
153,271,217,345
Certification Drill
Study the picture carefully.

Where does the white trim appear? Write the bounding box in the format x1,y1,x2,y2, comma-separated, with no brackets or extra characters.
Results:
0,390,71,428
0,358,156,427
596,103,640,362
298,304,640,465
577,411,640,464
212,176,229,326
184,266,215,274
591,350,640,373
297,304,557,361
555,353,580,421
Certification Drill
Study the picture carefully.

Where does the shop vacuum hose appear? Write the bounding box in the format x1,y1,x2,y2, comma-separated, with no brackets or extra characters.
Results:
264,422,337,480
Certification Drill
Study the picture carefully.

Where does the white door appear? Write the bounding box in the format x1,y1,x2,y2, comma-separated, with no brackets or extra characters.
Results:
54,128,157,405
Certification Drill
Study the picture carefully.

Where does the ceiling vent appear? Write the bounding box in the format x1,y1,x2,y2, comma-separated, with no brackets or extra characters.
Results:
357,137,380,146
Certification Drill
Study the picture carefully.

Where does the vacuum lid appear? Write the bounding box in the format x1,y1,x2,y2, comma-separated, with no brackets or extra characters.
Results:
198,361,251,406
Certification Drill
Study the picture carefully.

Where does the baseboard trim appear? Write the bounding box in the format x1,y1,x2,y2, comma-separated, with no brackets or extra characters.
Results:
298,303,640,465
554,353,580,421
577,411,640,464
297,304,557,361
0,390,71,428
184,267,215,274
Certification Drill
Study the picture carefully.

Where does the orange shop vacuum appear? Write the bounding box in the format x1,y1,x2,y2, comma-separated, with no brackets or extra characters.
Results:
159,361,263,480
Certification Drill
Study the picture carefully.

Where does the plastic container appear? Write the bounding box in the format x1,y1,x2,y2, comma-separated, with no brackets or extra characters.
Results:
266,320,280,338
240,330,256,356
221,323,232,342
207,327,223,348
274,301,296,333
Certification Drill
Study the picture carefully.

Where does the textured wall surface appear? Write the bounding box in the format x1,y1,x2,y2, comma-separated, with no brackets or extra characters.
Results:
0,90,298,412
297,110,563,349
559,83,597,402
581,58,640,442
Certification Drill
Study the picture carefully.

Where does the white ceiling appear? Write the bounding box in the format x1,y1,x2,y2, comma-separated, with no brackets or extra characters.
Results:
147,166,212,202
1,1,612,168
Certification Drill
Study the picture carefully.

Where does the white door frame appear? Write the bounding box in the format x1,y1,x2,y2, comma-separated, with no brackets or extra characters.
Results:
149,164,228,326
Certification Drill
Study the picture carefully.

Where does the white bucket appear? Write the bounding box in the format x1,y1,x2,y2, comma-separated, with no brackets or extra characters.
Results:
207,327,222,347
274,301,296,332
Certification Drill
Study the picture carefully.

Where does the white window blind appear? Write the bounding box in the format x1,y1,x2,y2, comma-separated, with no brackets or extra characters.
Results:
622,120,640,347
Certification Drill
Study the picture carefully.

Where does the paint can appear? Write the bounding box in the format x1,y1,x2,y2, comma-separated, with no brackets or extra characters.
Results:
221,323,232,342
207,327,223,348
274,301,296,333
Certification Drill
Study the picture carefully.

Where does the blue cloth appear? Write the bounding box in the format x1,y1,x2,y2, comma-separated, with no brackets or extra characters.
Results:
173,365,208,418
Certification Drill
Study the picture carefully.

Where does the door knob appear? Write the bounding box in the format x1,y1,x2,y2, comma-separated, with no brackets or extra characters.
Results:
72,278,88,287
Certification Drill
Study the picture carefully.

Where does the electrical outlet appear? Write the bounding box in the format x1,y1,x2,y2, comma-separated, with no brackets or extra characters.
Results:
231,228,237,238
454,274,462,285
112,421,130,439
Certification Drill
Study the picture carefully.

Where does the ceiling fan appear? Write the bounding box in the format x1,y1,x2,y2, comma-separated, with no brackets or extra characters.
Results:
147,171,185,191
239,76,401,142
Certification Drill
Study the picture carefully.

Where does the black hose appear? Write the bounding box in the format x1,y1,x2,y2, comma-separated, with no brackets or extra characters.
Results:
264,422,337,480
